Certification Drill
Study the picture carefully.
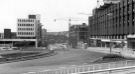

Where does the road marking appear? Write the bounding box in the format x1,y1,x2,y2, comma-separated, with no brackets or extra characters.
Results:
40,69,51,72
22,71,36,74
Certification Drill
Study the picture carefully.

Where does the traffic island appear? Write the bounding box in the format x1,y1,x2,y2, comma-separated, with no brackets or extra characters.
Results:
93,54,128,64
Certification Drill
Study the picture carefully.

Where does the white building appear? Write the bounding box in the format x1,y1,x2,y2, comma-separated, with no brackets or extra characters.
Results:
17,14,42,47
17,15,41,39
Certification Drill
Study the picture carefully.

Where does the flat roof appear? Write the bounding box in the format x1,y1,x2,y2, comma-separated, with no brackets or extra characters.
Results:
0,39,37,41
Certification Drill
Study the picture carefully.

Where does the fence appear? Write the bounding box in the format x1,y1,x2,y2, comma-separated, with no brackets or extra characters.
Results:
23,60,135,74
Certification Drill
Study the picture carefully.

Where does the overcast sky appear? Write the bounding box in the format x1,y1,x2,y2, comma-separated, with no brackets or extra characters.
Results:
0,0,102,32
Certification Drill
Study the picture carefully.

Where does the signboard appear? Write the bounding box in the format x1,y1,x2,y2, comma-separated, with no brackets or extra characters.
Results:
103,0,121,4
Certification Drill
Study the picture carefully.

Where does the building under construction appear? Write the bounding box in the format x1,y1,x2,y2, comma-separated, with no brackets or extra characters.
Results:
69,23,88,48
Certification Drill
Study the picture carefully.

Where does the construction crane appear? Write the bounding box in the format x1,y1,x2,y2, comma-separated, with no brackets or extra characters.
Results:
54,17,88,48
54,17,88,31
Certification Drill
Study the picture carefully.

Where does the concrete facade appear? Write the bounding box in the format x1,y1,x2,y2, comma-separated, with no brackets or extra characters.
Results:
41,28,47,47
4,29,11,39
17,14,42,47
17,14,42,39
88,0,135,48
69,23,88,48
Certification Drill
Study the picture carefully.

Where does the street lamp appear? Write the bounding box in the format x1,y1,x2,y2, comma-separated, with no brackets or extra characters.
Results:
110,40,113,54
107,13,113,54
54,18,87,48
54,18,72,47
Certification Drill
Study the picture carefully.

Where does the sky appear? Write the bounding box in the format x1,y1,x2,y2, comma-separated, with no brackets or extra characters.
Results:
0,0,102,32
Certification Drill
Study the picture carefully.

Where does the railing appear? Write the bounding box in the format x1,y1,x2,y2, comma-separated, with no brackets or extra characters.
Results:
23,60,135,74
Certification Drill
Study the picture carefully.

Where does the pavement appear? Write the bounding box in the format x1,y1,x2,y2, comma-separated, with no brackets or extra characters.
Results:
87,47,135,59
87,47,122,55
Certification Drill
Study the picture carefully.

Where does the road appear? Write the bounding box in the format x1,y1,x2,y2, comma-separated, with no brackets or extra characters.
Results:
0,48,107,74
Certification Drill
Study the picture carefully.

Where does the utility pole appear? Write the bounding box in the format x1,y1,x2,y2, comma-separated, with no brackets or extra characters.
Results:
68,19,71,48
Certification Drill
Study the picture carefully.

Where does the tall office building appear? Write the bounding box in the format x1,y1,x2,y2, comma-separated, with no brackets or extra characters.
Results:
17,14,42,39
88,0,135,49
17,14,42,47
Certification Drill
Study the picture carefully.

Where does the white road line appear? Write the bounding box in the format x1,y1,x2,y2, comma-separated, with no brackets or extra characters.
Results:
21,71,36,74
39,69,50,72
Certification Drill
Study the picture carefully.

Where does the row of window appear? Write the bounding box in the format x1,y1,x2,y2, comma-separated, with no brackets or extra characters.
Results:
18,32,34,35
18,24,34,26
18,28,34,31
18,19,35,22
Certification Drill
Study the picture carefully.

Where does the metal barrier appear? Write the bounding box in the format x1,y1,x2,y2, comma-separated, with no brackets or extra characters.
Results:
23,60,135,74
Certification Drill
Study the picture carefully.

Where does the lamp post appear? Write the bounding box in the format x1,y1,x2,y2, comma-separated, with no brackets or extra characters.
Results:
54,18,72,48
107,13,113,54
54,18,87,48
68,19,72,48
110,40,113,54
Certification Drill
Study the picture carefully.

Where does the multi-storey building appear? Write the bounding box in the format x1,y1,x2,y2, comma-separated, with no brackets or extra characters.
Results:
11,32,17,39
89,0,135,48
0,15,42,48
0,29,17,39
41,28,47,47
69,23,88,48
79,23,88,43
17,15,41,39
17,14,42,47
4,29,11,39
